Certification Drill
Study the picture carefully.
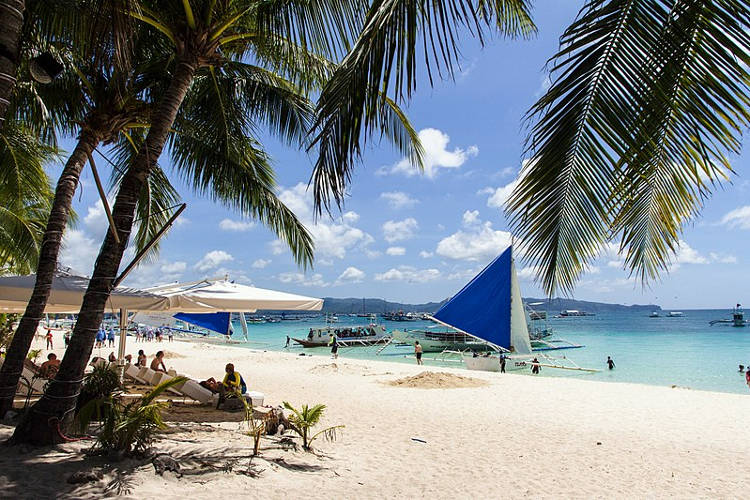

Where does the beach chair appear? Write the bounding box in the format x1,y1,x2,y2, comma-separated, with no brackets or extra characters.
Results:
135,367,157,385
150,372,183,396
178,379,215,404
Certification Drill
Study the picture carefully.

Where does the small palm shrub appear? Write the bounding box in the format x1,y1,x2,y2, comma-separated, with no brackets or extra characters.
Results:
27,349,42,363
77,377,186,457
76,363,122,415
282,401,344,451
242,399,266,456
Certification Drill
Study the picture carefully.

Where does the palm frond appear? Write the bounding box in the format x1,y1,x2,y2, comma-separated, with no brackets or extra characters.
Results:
509,0,750,295
309,0,535,213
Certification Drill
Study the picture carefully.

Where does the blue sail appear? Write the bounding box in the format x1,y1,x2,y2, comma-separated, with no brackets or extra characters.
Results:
433,246,513,348
174,312,232,336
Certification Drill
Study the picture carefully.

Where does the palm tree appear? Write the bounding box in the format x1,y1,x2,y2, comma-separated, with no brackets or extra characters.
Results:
0,0,26,125
10,0,330,442
507,0,750,295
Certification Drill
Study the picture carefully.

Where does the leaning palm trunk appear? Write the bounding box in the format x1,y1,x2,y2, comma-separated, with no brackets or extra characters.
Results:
10,59,198,445
0,0,24,125
0,128,101,417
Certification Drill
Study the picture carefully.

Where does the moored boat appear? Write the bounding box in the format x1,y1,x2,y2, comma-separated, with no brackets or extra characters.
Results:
292,324,389,347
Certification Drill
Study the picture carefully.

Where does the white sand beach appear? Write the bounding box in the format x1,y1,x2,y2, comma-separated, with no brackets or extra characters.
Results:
1,332,749,498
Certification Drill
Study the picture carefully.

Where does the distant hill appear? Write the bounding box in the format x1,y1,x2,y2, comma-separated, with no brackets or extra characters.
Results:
320,297,660,314
522,297,661,313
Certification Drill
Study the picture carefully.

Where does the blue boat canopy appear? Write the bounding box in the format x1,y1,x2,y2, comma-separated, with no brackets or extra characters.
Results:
174,312,232,336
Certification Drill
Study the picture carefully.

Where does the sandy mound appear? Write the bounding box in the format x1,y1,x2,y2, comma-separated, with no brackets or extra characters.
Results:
162,350,185,359
308,363,370,375
386,371,488,389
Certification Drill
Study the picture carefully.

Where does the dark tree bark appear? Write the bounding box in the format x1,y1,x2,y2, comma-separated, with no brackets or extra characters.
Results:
0,128,102,417
10,59,198,445
0,0,24,126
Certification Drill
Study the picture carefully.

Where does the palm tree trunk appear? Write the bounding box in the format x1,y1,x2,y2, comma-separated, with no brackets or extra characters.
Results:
10,59,198,445
0,0,25,126
0,128,101,418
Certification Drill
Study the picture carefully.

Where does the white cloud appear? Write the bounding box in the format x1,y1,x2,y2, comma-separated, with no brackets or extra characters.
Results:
482,179,519,210
380,191,419,209
709,252,737,264
720,205,750,230
462,210,480,225
419,250,433,258
160,261,186,274
335,266,365,284
194,250,234,272
251,258,271,269
374,266,442,283
674,240,708,265
278,272,328,287
59,229,100,276
342,211,360,224
517,266,539,280
436,213,514,262
365,249,382,259
275,184,374,260
386,246,406,256
382,218,418,243
379,128,478,178
269,240,286,255
219,218,255,232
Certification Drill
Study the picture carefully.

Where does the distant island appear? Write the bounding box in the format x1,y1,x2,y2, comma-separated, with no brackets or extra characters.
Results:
320,297,661,314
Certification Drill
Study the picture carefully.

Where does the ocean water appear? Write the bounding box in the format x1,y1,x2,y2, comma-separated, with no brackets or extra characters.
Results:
229,309,750,395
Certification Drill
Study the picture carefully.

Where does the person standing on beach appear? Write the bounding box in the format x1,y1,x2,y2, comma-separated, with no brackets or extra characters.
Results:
107,328,115,348
500,354,506,373
531,357,541,374
746,368,750,390
414,341,423,365
285,335,290,348
607,356,615,370
329,334,339,359
45,328,53,349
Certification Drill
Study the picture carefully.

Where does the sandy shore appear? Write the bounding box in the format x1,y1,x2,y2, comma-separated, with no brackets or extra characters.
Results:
1,331,749,498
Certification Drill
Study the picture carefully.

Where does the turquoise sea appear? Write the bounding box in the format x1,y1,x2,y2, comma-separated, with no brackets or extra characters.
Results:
229,309,750,395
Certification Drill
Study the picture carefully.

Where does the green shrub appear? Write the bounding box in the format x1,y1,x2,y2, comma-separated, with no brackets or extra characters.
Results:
77,377,186,457
282,401,344,451
76,363,123,415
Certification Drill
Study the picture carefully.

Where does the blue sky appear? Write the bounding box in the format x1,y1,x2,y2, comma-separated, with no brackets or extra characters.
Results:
55,3,749,309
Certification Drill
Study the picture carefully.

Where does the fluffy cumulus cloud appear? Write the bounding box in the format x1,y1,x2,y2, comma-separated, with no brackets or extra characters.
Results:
374,266,441,283
379,128,478,178
194,250,234,272
419,250,433,258
480,180,519,210
382,218,418,243
160,261,187,274
720,205,750,230
275,184,374,260
380,191,419,209
219,218,255,232
59,229,101,275
278,272,328,287
436,211,513,262
335,266,365,284
386,246,406,256
251,258,271,269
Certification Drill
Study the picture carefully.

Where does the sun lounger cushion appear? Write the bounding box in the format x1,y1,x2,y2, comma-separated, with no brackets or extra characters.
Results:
150,372,183,396
136,367,156,385
124,364,141,381
179,379,214,404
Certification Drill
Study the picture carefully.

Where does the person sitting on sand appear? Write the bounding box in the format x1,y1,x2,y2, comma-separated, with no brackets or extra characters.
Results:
124,354,132,364
39,353,60,379
217,363,246,409
108,352,117,363
136,350,147,367
150,351,167,373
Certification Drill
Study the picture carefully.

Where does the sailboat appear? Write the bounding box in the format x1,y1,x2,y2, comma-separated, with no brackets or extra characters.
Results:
427,246,596,373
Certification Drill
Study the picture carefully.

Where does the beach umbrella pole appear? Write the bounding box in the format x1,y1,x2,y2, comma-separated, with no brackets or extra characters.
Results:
117,308,127,378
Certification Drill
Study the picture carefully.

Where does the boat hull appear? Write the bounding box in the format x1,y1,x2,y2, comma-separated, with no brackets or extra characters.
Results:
464,355,532,372
390,329,492,353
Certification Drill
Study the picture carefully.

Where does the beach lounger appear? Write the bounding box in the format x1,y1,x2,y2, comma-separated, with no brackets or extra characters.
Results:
150,372,183,396
135,367,157,385
123,364,142,382
178,379,215,404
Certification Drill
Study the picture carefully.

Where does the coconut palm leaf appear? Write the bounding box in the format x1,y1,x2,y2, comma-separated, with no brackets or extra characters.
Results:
508,0,750,295
0,122,56,274
309,0,535,213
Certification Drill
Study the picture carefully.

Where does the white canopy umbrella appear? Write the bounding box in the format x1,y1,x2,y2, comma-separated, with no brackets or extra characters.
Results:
144,278,324,313
0,272,174,313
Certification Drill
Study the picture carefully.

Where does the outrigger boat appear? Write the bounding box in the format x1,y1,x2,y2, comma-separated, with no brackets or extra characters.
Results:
424,246,597,373
292,324,389,347
709,304,748,327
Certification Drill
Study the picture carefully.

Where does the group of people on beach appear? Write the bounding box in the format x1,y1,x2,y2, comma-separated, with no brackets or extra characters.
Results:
94,326,116,349
134,326,173,343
